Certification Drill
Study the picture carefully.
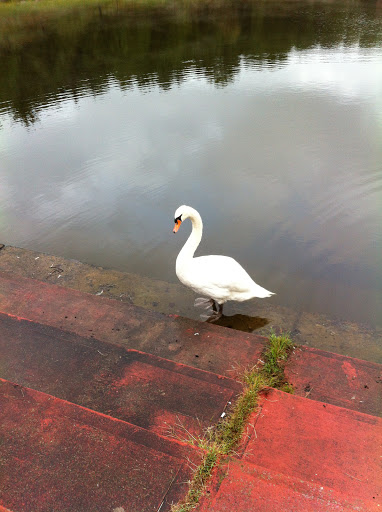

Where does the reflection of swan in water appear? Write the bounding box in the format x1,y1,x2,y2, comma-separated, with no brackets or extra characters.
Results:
212,313,269,332
173,205,275,321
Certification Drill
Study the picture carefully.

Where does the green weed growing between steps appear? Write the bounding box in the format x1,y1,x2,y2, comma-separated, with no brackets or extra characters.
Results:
171,331,294,512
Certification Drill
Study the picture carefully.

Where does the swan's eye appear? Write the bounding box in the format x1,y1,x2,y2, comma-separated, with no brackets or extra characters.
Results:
174,215,182,223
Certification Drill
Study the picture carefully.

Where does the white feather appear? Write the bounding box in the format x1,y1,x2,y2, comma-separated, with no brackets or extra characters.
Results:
173,205,274,305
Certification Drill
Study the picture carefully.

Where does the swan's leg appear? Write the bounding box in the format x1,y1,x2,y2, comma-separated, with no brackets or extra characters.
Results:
205,312,221,323
200,312,219,322
201,302,223,323
197,299,223,322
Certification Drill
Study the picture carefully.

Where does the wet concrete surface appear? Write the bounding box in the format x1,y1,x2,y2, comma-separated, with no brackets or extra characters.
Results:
0,312,241,437
0,244,381,512
0,270,266,377
0,269,380,418
0,245,380,363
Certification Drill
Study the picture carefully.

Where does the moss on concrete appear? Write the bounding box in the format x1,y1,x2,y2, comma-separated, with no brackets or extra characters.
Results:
171,332,294,512
0,245,380,363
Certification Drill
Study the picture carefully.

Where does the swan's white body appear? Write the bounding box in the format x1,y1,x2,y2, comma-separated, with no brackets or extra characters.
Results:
173,205,274,307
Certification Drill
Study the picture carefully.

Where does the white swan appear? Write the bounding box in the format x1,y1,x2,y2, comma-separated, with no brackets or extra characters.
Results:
173,205,274,318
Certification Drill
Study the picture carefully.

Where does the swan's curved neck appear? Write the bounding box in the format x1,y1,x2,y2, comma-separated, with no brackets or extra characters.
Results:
177,209,203,264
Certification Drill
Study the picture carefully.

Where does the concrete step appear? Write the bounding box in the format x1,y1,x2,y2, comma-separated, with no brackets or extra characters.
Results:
0,312,241,438
0,271,265,377
285,345,382,417
0,271,381,418
2,244,381,364
1,270,381,511
0,379,202,512
197,389,382,511
197,460,371,512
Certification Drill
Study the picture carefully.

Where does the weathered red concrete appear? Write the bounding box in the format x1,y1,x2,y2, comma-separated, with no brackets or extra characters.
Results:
0,312,241,437
2,271,380,416
285,345,382,417
197,390,382,511
197,460,371,511
0,271,265,376
0,378,202,512
1,269,381,511
244,390,381,509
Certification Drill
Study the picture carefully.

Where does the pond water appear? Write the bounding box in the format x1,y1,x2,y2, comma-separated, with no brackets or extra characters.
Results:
0,0,381,328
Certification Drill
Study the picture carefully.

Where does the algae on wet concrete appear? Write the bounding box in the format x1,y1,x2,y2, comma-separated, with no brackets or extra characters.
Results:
0,245,380,363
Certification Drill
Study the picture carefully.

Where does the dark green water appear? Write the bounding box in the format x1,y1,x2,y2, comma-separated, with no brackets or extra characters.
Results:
1,1,381,327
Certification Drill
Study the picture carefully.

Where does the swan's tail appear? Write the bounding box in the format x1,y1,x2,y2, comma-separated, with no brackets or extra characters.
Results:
252,284,275,298
260,291,275,298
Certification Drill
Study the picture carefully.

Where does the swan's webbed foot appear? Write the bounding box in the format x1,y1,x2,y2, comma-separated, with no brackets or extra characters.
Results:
200,312,222,323
195,298,223,322
194,297,215,310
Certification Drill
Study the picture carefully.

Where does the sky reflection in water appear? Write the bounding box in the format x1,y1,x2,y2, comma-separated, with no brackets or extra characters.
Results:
0,5,381,328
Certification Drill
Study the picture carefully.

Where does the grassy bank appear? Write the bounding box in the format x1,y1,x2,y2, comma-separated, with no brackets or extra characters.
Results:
0,0,236,30
0,0,181,15
0,0,247,53
171,332,294,512
0,0,154,48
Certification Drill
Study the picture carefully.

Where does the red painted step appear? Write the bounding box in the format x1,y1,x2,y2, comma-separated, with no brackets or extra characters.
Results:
0,271,265,377
285,345,382,417
1,271,380,418
0,379,202,512
0,313,241,438
197,389,382,511
197,460,369,511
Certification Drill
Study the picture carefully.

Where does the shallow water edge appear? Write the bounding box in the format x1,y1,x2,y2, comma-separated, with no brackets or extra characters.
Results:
0,244,380,364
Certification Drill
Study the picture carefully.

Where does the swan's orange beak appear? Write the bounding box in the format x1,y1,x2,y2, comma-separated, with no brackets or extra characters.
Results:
173,219,182,233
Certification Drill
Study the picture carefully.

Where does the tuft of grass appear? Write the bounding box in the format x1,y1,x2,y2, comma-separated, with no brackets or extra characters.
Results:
262,331,294,387
216,373,267,455
171,446,219,512
170,331,294,511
